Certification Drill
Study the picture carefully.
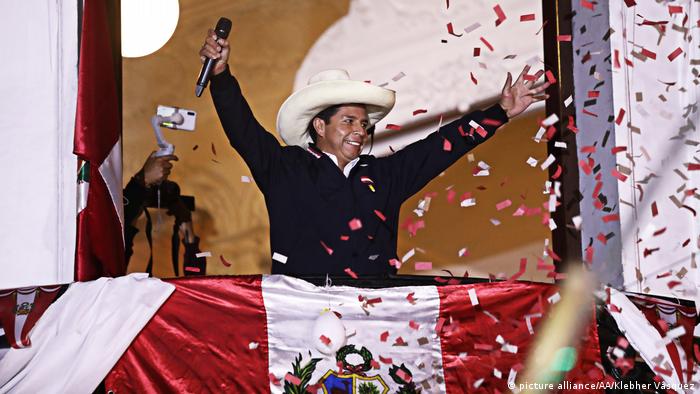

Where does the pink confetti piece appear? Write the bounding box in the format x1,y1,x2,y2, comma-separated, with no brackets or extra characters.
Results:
668,47,683,61
374,210,386,221
480,36,494,51
493,4,507,26
184,266,201,273
440,137,452,151
412,109,427,116
344,267,358,279
348,218,362,231
269,373,281,386
319,335,331,345
496,199,512,211
556,35,572,42
545,70,556,84
520,14,535,21
397,369,412,383
406,292,416,303
446,22,463,37
415,262,433,271
219,255,232,267
285,373,301,385
320,241,333,255
409,320,420,330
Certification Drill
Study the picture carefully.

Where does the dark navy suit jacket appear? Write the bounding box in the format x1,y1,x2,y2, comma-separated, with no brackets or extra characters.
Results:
210,69,508,276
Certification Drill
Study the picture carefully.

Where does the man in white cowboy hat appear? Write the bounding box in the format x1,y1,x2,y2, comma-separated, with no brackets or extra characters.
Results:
199,30,550,277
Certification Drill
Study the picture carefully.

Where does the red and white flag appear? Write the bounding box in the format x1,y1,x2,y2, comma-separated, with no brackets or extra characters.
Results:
106,275,603,393
73,0,124,280
0,286,62,349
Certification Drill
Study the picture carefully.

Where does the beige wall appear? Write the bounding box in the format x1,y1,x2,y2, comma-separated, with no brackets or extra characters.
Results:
124,0,550,281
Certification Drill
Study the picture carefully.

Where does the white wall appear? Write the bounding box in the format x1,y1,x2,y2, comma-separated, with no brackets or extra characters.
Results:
0,2,78,289
610,1,699,298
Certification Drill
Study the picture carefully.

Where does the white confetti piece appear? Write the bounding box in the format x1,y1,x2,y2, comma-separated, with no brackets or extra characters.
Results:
458,247,468,257
467,153,475,162
464,22,481,34
526,157,538,167
564,95,573,107
548,194,557,212
195,251,211,258
542,113,559,126
468,288,479,306
548,218,557,230
548,292,561,304
490,218,501,226
391,71,406,82
241,176,251,183
554,141,567,149
272,252,288,264
572,216,582,230
248,342,259,350
493,369,502,379
460,198,476,207
540,154,556,170
401,248,416,263
534,126,546,143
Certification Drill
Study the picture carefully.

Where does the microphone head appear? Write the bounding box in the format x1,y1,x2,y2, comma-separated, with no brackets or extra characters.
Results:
215,17,232,39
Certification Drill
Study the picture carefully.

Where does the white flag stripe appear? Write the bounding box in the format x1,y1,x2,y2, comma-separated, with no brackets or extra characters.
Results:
262,275,446,393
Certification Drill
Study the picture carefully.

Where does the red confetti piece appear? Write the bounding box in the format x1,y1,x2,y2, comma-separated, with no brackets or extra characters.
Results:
319,335,331,345
370,359,380,369
551,165,562,180
614,49,621,68
579,159,593,175
641,48,657,60
545,70,556,84
386,124,402,131
211,143,217,156
219,255,232,267
580,145,596,153
509,258,527,281
523,74,537,81
184,266,201,273
668,47,683,61
412,109,427,116
474,343,494,351
439,137,452,152
470,72,478,85
623,0,636,6
269,373,281,386
380,331,389,342
581,0,595,10
668,5,683,14
557,35,572,42
320,241,333,255
612,169,628,182
406,292,416,303
473,47,481,57
615,108,626,125
344,268,358,279
396,369,412,383
340,235,349,241
651,201,658,217
688,163,700,171
597,233,608,245
446,22,463,37
493,4,507,26
482,118,502,127
520,14,535,21
379,355,393,364
374,210,386,221
611,146,627,154
480,36,494,51
366,297,382,305
348,218,362,231
653,366,673,376
546,248,562,262
588,91,600,98
285,373,301,385
394,337,407,346
602,214,620,223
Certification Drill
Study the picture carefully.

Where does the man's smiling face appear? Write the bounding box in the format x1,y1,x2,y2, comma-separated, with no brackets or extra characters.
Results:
314,104,369,169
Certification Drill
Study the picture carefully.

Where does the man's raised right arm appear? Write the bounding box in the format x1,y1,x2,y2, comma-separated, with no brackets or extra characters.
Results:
199,29,282,190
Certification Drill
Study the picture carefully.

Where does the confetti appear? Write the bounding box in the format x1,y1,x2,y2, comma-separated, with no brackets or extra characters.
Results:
248,341,259,350
285,373,301,385
348,218,362,231
446,22,463,37
241,175,251,183
615,108,626,125
496,199,512,211
344,267,358,279
545,70,556,84
412,109,427,116
319,335,331,345
469,72,478,85
520,14,536,22
443,138,452,152
667,47,683,61
540,154,556,170
464,22,481,34
480,37,494,51
219,255,232,267
473,47,481,57
402,248,416,263
374,210,386,221
386,124,402,131
409,320,420,330
391,71,406,82
379,356,393,364
272,252,288,264
493,4,507,26
556,35,572,42
468,288,479,306
458,247,469,257
415,262,433,271
380,331,389,342
526,157,538,167
195,251,211,258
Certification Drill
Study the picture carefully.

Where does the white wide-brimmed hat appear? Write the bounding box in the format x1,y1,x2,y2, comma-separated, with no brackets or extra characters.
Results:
276,69,396,148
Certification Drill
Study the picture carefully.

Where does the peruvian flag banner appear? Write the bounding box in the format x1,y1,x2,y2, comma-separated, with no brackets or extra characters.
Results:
0,286,62,349
73,0,124,280
106,276,603,393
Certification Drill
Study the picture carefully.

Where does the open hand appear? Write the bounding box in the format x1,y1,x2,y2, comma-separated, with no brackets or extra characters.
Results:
499,65,551,119
199,29,230,76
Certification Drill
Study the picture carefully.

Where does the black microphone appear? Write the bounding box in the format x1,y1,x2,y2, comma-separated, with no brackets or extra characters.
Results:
195,17,232,97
